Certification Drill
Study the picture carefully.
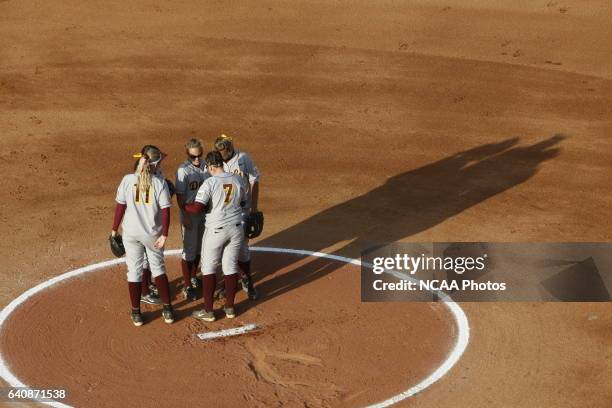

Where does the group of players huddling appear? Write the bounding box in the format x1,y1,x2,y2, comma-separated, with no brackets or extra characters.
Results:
111,135,261,326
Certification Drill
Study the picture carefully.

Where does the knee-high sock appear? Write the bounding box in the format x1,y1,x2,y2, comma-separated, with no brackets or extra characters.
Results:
202,274,216,312
224,274,238,308
238,260,251,279
128,282,141,310
154,274,171,305
141,268,151,296
181,259,192,287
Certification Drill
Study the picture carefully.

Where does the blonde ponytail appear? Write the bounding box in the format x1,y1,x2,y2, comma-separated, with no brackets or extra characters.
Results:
136,156,153,194
134,145,162,196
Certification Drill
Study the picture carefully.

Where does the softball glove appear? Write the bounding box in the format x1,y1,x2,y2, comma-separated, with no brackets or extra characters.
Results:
245,211,264,239
109,234,126,257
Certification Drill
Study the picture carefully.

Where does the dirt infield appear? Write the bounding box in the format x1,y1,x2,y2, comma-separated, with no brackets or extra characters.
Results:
0,252,457,407
1,1,610,407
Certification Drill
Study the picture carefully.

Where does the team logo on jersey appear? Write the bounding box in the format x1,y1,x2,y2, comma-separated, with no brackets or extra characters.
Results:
189,180,202,191
233,169,245,178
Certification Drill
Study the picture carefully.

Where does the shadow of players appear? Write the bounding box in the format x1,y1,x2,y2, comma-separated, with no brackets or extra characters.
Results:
235,134,565,310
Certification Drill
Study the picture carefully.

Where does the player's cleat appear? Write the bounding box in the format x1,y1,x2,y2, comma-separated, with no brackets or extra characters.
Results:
190,277,201,289
183,286,197,301
148,283,159,297
141,293,162,305
241,276,259,300
192,309,216,322
162,305,174,324
131,311,144,326
224,307,236,319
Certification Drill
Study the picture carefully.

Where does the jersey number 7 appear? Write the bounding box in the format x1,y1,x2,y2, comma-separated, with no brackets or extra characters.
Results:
223,184,234,204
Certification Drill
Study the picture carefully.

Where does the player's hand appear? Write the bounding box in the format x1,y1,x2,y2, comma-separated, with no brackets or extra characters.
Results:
154,235,167,249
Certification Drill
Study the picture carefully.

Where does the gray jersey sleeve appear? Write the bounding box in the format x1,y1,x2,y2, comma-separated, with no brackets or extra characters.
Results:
175,166,188,195
236,174,247,204
243,153,261,184
156,177,172,209
194,180,212,205
115,175,130,204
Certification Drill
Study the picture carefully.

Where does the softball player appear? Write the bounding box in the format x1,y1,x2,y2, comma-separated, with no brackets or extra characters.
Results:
132,148,162,305
175,138,209,301
184,151,247,322
111,145,175,326
214,134,260,300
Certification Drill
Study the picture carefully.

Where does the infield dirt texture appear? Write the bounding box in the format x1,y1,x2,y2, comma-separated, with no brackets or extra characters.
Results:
0,1,610,407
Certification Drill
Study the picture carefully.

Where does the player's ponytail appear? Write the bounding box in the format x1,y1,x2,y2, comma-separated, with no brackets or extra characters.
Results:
135,145,163,195
136,155,152,194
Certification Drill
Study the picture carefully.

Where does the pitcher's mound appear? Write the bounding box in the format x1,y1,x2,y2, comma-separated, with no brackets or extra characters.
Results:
1,251,456,407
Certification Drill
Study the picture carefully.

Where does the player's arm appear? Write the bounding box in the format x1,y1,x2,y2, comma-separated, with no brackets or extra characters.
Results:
250,181,259,212
175,168,193,228
111,176,128,236
175,168,188,208
184,182,210,214
245,154,261,212
176,193,193,229
176,193,186,208
184,201,207,214
155,179,172,249
155,207,170,249
111,203,126,236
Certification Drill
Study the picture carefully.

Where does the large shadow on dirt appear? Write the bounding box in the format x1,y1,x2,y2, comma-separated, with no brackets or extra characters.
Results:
242,135,565,308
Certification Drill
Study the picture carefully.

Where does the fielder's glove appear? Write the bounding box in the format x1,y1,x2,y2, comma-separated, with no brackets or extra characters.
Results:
165,179,176,198
109,234,126,257
245,211,264,239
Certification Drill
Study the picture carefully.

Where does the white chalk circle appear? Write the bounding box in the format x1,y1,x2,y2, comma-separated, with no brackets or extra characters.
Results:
0,247,469,408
